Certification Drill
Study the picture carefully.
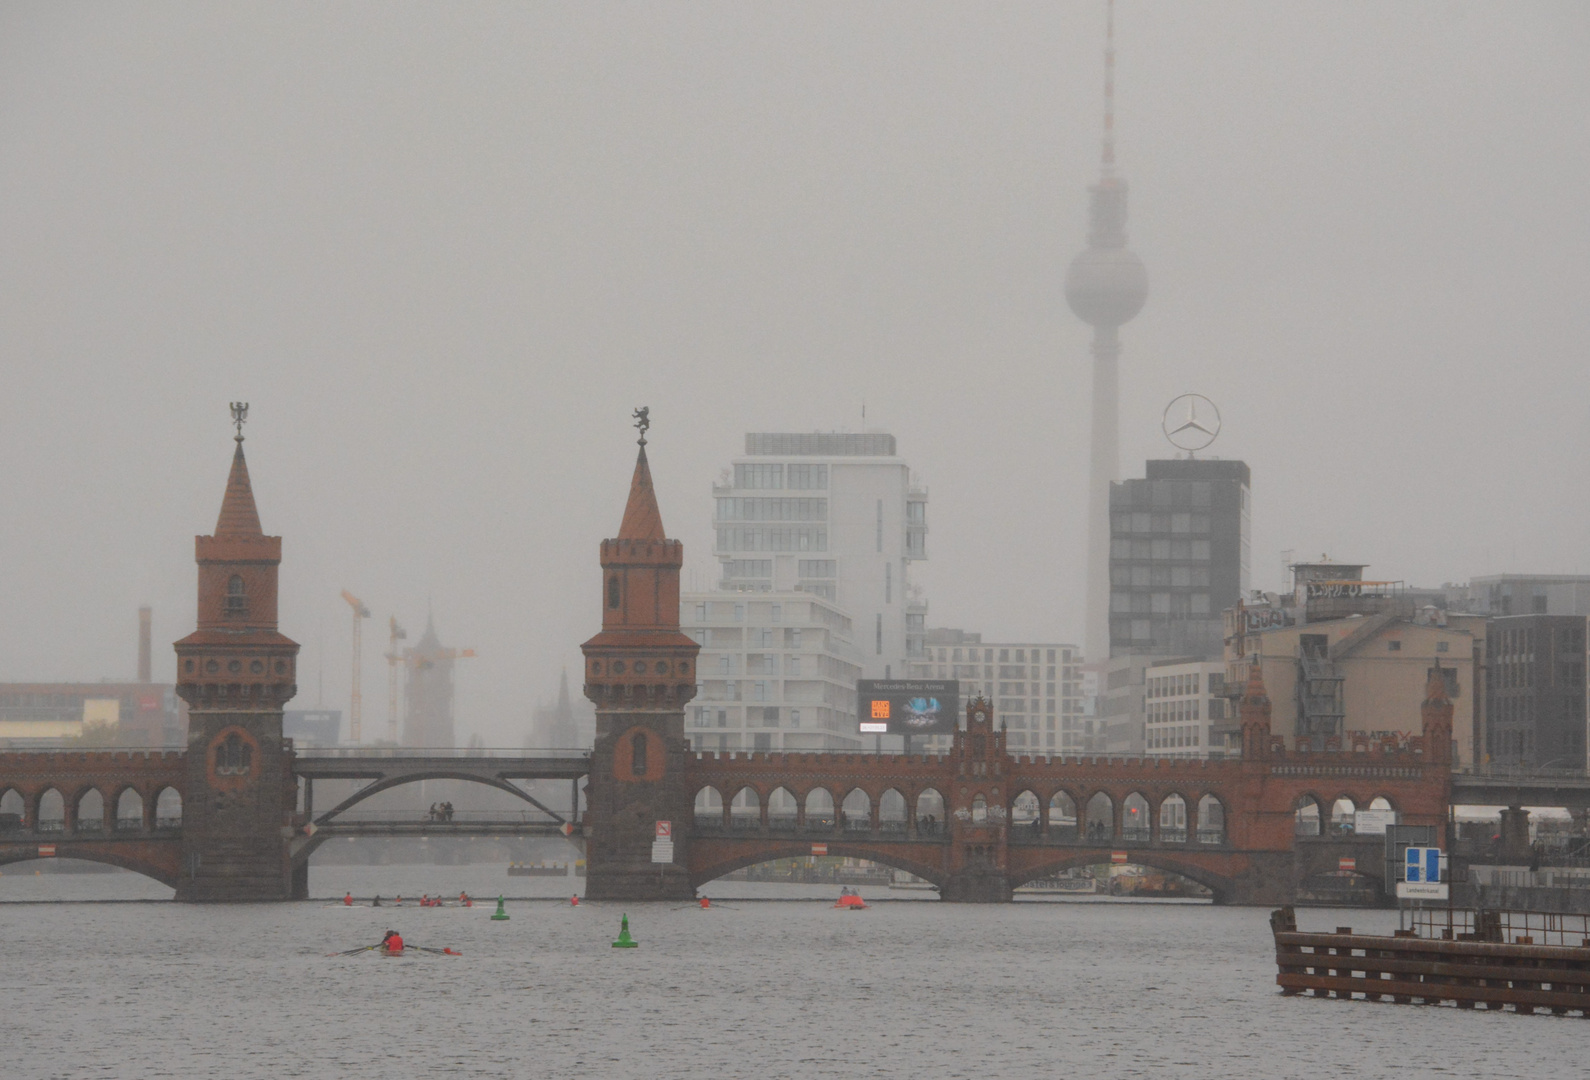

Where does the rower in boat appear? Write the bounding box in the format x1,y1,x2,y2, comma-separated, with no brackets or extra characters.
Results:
381,930,404,955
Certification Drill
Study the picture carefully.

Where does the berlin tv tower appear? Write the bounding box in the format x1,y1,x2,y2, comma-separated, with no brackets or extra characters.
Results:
1066,0,1147,663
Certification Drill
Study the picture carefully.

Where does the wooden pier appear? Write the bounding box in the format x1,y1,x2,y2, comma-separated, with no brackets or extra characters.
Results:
1272,906,1590,1016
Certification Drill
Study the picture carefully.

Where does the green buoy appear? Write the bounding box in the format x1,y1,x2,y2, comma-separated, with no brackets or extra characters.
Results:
611,913,638,948
491,895,510,921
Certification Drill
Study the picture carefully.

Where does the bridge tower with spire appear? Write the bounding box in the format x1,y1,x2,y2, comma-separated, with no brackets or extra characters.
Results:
173,404,302,901
1067,0,1149,664
580,409,701,900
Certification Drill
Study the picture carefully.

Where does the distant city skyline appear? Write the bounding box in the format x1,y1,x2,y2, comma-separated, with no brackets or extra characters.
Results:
2,4,1587,747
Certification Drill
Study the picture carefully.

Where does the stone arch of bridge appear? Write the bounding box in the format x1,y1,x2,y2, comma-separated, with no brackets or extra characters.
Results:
74,787,107,834
1008,849,1238,903
0,844,180,888
690,840,947,892
114,785,147,830
308,771,565,828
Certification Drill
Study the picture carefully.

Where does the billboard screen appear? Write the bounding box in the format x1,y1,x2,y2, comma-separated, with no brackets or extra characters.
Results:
857,680,959,735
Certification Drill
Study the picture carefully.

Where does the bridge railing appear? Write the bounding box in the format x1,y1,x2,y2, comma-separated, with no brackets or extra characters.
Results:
295,747,591,759
324,809,572,824
1454,763,1590,780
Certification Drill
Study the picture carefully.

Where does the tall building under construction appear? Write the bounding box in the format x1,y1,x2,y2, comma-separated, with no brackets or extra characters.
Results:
401,616,459,748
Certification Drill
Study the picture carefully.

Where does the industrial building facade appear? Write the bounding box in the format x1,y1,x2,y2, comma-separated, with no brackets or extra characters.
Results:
1484,614,1587,769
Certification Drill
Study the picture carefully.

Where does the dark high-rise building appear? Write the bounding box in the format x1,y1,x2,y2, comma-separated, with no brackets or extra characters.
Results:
1484,614,1587,769
1108,459,1251,660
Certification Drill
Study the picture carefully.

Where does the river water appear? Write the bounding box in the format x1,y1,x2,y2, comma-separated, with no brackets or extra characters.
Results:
0,862,1579,1079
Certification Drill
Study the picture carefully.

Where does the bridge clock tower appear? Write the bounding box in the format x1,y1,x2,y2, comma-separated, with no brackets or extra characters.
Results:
943,698,1013,902
581,412,700,901
173,406,300,901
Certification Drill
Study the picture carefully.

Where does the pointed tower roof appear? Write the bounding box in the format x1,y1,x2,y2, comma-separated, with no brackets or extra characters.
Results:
556,666,572,718
416,611,441,650
214,439,264,536
1424,662,1451,704
1243,657,1269,703
617,445,666,541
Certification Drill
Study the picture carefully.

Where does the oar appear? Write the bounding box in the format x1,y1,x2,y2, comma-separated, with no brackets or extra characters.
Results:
326,944,380,957
405,945,463,955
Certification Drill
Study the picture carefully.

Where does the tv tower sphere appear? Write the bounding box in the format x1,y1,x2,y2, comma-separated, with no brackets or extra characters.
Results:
1065,235,1147,328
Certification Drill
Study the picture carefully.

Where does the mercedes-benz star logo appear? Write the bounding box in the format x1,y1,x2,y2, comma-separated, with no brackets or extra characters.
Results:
1162,394,1222,452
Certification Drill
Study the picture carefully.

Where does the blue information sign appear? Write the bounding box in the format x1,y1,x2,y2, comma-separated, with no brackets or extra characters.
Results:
1405,846,1441,883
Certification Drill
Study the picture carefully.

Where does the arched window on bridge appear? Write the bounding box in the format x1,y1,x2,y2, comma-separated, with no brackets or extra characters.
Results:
225,574,248,615
1012,791,1040,836
805,788,835,831
730,787,760,829
155,787,182,829
878,789,906,833
970,794,987,824
841,789,870,831
1159,794,1187,843
631,732,649,776
215,734,252,776
1049,792,1077,840
116,789,144,831
694,786,724,831
1368,796,1397,825
37,788,65,833
1122,793,1150,841
915,788,944,836
1197,795,1225,844
1085,793,1113,841
76,789,105,835
767,787,797,830
1294,795,1322,837
607,576,621,609
1330,797,1357,836
0,788,23,827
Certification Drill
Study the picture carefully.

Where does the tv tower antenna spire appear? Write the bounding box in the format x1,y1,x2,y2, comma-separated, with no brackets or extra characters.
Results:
1101,0,1116,176
1066,0,1148,664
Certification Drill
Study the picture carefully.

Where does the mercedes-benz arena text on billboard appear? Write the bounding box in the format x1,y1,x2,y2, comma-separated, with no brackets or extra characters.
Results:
857,680,959,735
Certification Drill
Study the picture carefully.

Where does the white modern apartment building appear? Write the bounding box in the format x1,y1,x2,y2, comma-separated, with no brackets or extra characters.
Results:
1142,659,1233,759
712,433,928,681
681,592,865,752
906,629,1084,755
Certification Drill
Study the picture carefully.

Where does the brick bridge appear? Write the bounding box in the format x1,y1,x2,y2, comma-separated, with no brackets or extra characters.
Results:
0,663,1452,905
670,670,1453,903
0,421,1458,904
0,750,188,886
0,749,586,895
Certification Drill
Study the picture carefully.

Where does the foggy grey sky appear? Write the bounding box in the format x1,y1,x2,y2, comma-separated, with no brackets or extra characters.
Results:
2,2,1588,744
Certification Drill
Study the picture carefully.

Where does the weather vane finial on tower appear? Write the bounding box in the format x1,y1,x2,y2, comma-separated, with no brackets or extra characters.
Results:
229,401,249,442
632,405,650,447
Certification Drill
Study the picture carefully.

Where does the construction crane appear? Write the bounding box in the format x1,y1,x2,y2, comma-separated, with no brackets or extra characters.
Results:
340,590,371,743
384,616,407,743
